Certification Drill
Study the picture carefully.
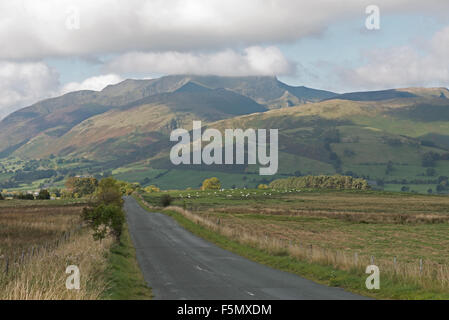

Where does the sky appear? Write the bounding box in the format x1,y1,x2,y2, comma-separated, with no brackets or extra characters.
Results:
1,0,449,118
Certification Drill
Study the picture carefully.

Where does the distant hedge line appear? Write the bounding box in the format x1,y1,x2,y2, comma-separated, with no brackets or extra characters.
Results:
269,175,370,190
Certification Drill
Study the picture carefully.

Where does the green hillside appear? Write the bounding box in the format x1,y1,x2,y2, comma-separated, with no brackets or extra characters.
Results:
0,75,448,194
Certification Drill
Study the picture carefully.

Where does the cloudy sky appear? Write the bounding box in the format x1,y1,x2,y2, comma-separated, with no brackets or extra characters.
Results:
1,0,449,118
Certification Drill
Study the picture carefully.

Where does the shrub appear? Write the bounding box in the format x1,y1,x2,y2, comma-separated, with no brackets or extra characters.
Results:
201,177,221,191
37,189,51,200
0,193,3,200
258,184,269,190
82,204,125,241
160,194,173,207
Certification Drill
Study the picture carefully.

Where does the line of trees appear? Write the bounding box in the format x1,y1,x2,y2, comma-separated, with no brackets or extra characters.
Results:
269,175,370,190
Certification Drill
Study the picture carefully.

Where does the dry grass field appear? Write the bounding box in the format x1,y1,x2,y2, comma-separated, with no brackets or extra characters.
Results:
0,201,113,300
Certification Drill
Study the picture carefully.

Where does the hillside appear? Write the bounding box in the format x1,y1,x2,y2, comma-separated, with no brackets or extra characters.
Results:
0,75,335,159
0,75,448,193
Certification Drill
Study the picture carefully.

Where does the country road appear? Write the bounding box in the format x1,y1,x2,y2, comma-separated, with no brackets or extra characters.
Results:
125,196,368,300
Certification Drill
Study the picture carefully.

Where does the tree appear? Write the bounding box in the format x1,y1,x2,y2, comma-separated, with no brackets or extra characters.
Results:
426,168,436,177
385,161,394,175
16,193,34,200
422,152,437,167
201,177,221,191
117,180,140,195
65,177,98,197
82,177,125,242
37,189,50,200
160,194,173,207
94,177,123,207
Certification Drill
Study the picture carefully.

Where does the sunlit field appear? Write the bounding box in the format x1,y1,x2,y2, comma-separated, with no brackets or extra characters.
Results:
0,200,113,300
140,188,449,298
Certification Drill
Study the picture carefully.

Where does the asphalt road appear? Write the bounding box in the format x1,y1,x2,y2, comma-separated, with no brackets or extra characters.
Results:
125,196,368,300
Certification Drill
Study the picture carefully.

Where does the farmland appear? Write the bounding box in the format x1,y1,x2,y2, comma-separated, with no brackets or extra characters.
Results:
140,188,449,299
0,199,114,299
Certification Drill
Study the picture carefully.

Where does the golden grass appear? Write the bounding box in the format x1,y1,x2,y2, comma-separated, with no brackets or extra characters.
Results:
0,231,113,300
0,206,82,257
0,203,113,300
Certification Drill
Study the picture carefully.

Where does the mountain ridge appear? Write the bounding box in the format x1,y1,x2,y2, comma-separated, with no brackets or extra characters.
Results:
1,75,449,192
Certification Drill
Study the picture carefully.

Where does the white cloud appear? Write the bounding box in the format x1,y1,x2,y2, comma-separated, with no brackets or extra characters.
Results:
1,0,448,60
0,61,59,118
61,74,124,94
0,63,124,119
105,47,294,76
337,26,449,91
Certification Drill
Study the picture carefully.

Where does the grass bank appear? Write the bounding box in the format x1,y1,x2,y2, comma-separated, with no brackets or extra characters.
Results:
102,223,152,300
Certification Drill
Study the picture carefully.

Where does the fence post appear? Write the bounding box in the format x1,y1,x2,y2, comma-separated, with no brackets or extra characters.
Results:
370,255,374,265
4,257,8,275
419,259,423,274
354,252,358,266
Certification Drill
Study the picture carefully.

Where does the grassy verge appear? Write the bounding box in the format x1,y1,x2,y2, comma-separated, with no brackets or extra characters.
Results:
102,223,152,300
134,195,449,300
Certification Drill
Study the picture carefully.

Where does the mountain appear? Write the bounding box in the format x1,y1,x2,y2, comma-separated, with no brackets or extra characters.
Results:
166,75,338,108
0,74,449,192
332,87,449,102
141,94,449,189
0,75,335,159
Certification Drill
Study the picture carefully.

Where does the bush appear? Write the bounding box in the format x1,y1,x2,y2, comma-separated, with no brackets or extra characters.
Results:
258,184,269,190
160,194,173,207
82,204,125,241
0,193,3,200
201,177,221,191
37,189,51,200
